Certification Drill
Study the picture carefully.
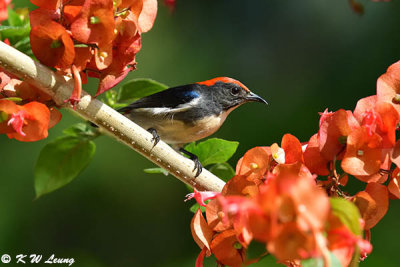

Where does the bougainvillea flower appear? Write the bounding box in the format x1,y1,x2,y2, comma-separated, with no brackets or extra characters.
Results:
318,109,359,160
210,230,245,267
281,133,304,164
376,60,400,114
271,143,285,164
354,96,399,148
0,0,11,23
30,21,75,69
0,100,51,142
235,146,271,181
185,189,220,207
137,0,157,33
388,167,400,199
267,222,319,261
8,110,27,136
30,0,63,10
303,134,330,175
94,33,141,95
341,127,382,179
205,199,230,232
29,7,61,28
71,0,115,49
221,175,259,197
67,65,82,106
191,209,214,252
328,215,372,267
354,182,389,230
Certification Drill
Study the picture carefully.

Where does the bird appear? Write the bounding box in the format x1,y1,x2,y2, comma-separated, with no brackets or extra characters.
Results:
118,77,268,177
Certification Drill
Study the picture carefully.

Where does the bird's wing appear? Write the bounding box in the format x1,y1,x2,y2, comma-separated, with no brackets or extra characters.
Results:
118,84,201,114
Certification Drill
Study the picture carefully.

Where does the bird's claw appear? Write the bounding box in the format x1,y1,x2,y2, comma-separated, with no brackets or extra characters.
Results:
192,157,202,177
179,148,203,177
147,128,160,148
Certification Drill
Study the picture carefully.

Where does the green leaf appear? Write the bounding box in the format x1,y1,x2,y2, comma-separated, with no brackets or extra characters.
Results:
7,8,24,27
209,162,235,182
63,123,99,139
301,252,342,267
34,136,96,198
117,78,168,102
184,138,239,166
0,25,31,39
143,167,169,176
330,197,362,236
189,203,206,214
246,241,268,261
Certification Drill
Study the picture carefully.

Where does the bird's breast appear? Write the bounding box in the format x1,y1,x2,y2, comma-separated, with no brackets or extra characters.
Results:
157,113,228,144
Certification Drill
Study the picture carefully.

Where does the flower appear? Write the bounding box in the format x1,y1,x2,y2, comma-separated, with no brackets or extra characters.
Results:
0,100,53,142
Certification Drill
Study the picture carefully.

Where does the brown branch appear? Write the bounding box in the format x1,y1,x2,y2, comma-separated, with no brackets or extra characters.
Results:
0,41,225,192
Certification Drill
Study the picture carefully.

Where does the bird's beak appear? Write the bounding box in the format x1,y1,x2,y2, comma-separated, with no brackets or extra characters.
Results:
245,92,268,105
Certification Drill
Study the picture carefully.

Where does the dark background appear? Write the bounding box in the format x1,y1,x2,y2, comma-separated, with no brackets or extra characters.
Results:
1,0,399,266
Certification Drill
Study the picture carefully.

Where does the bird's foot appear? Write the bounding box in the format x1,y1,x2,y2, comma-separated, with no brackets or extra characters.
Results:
147,128,160,148
179,148,203,177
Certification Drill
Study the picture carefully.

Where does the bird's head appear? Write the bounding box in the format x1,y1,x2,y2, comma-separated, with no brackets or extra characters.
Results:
197,77,268,111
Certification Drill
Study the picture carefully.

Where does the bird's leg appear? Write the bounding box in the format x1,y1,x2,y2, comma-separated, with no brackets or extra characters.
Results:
179,148,202,177
147,128,160,148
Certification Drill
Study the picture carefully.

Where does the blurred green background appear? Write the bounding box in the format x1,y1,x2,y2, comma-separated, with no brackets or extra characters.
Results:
1,0,399,266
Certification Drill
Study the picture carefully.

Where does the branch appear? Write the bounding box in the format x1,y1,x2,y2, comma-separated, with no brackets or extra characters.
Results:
0,41,225,192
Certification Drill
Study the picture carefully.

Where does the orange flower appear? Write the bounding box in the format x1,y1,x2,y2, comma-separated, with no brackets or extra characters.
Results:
376,60,400,115
303,134,330,175
210,230,245,267
0,100,52,142
354,182,389,230
30,21,75,69
235,146,271,182
341,127,382,180
71,0,115,50
318,109,359,161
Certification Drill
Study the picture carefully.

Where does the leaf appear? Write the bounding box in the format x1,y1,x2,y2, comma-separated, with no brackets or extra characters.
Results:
0,25,31,39
246,241,267,261
184,138,239,167
34,136,96,198
117,78,168,102
143,167,169,176
63,123,99,139
7,8,25,27
209,162,235,182
190,203,206,214
301,252,342,267
330,197,361,236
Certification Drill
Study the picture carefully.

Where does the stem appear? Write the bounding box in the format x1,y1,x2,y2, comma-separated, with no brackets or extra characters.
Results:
0,41,225,192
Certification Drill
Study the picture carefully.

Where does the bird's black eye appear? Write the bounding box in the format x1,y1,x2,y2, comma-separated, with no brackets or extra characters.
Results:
231,87,240,96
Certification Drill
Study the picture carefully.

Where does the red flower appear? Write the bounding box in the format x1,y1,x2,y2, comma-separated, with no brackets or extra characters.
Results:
71,0,115,50
341,127,383,180
30,21,75,69
354,182,389,230
185,189,220,207
0,0,11,23
318,109,359,161
0,100,52,142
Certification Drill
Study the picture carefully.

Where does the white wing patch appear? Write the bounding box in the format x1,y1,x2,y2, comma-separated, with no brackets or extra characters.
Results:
136,98,201,115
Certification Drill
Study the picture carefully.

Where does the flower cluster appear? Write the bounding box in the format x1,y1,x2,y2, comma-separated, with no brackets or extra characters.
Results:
0,70,62,141
188,61,400,266
29,0,157,104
